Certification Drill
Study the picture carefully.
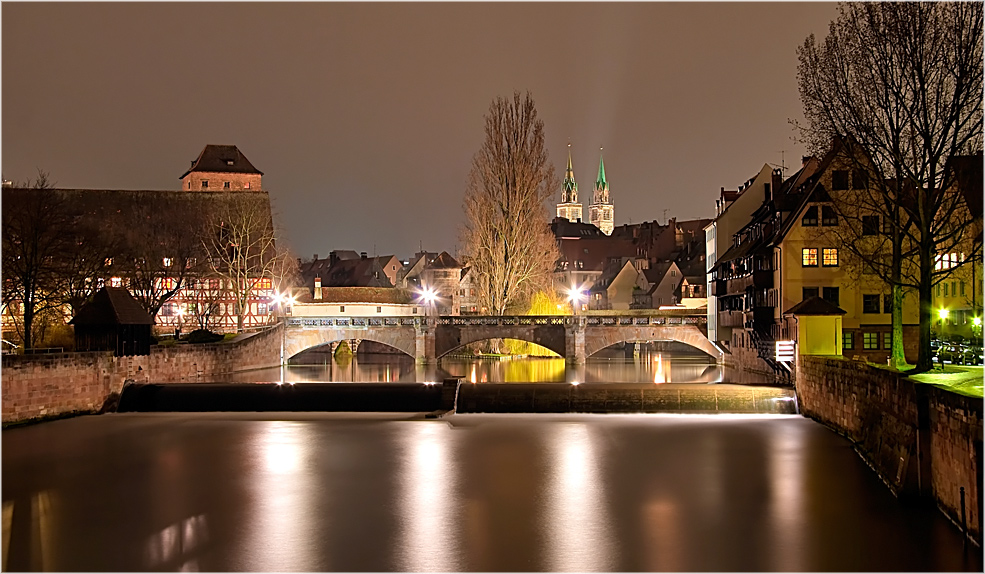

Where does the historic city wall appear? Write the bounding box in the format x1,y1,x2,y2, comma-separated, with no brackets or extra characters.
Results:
796,355,982,544
1,324,282,425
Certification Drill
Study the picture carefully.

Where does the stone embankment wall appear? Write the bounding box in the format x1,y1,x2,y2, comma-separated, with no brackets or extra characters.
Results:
2,324,283,425
796,355,983,545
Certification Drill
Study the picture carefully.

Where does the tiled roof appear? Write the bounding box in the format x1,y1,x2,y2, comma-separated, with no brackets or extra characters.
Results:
783,296,847,316
179,145,263,179
70,287,154,326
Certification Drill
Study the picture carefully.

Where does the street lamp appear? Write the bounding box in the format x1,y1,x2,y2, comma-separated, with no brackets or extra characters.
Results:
939,307,949,341
418,286,438,318
567,286,586,315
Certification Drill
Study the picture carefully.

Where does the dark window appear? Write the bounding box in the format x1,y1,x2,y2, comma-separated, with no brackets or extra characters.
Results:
832,170,849,190
851,170,868,190
862,216,880,236
843,331,854,350
863,294,880,313
961,281,966,296
340,306,345,312
822,287,839,306
883,332,892,349
803,287,819,300
802,206,818,226
201,180,209,189
863,332,878,350
883,294,892,314
223,181,231,189
821,206,838,226
377,306,382,313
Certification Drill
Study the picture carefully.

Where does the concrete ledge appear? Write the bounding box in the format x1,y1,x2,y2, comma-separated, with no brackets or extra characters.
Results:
455,383,797,414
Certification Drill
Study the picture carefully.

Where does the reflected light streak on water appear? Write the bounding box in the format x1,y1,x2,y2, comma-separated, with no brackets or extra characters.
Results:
643,498,682,571
396,423,461,572
243,421,319,571
769,421,806,570
543,424,616,572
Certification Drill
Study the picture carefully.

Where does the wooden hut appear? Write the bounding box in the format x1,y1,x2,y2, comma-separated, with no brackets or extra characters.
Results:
71,287,154,356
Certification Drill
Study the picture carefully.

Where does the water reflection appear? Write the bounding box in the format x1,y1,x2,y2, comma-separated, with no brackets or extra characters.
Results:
230,349,754,385
242,421,320,571
769,421,806,570
542,424,615,572
396,423,461,572
144,514,207,571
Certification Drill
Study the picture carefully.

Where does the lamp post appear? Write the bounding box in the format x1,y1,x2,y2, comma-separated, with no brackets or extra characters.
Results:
567,287,586,316
418,286,437,322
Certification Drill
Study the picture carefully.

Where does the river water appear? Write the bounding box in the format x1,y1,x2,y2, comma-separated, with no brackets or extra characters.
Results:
2,412,978,571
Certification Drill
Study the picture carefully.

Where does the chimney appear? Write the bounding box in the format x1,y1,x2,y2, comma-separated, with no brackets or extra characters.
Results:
330,252,338,266
313,253,319,261
314,276,322,299
190,160,195,168
360,252,367,259
771,169,783,200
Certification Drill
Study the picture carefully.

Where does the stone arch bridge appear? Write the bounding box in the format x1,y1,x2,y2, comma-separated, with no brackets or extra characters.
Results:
283,313,720,364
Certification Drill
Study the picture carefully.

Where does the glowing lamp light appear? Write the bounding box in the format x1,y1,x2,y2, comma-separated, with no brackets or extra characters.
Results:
974,317,982,327
570,380,580,386
938,308,949,321
566,287,586,303
418,286,438,305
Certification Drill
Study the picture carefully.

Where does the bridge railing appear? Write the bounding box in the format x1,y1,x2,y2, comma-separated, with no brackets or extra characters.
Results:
286,314,706,328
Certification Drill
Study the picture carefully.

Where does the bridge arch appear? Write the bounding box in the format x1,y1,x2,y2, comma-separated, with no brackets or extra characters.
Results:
584,325,721,360
283,327,418,361
434,324,566,359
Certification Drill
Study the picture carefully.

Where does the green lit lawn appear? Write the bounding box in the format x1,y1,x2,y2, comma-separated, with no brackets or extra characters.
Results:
906,366,984,398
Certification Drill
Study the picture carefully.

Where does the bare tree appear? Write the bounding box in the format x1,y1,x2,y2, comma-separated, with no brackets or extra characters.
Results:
202,192,292,332
1,170,71,350
117,195,204,319
797,2,983,370
460,92,560,319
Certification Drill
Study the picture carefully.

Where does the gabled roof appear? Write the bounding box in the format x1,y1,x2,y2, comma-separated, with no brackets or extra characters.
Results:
427,251,460,269
324,256,397,287
784,296,847,316
70,287,154,326
551,217,605,238
179,145,263,179
641,262,674,285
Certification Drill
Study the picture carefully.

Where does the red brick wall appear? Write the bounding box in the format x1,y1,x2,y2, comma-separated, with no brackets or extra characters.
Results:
796,355,982,543
181,171,261,191
2,324,283,424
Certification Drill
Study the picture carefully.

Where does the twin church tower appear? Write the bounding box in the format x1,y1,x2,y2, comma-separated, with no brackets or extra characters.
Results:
556,144,614,235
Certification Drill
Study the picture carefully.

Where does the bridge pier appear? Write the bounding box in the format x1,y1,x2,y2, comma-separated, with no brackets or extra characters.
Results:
565,319,586,364
415,320,436,364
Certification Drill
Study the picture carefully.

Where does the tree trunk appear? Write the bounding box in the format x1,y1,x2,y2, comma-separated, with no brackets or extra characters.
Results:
916,236,935,371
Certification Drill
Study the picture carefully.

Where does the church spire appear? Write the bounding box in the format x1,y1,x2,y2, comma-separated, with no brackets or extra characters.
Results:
556,142,583,224
590,147,614,235
595,148,608,194
562,143,578,203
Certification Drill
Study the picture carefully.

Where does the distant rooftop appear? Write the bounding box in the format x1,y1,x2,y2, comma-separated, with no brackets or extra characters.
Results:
179,145,263,179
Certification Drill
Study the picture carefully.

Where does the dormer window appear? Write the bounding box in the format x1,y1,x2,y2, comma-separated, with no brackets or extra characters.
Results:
226,159,235,166
802,206,818,226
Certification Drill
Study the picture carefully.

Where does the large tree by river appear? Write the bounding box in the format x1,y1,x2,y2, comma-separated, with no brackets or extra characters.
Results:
797,2,983,370
460,92,560,318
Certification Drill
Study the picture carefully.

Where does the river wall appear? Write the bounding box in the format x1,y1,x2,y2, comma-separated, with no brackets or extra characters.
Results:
2,325,283,424
796,355,983,545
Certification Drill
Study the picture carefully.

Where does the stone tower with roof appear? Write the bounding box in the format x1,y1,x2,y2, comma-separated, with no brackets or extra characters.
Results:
589,150,614,235
180,144,263,191
557,144,583,223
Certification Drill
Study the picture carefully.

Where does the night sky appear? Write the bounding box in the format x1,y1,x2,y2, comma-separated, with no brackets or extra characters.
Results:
3,2,836,261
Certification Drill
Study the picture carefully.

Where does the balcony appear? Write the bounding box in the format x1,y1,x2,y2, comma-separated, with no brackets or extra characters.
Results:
718,310,745,328
723,269,774,296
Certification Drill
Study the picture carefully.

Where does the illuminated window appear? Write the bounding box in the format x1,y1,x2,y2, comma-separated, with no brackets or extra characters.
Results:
245,182,251,189
163,257,172,267
258,303,268,315
843,331,854,350
104,257,113,267
802,248,818,267
110,277,122,287
883,332,892,350
209,279,220,290
258,278,272,289
822,248,839,267
863,332,878,350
